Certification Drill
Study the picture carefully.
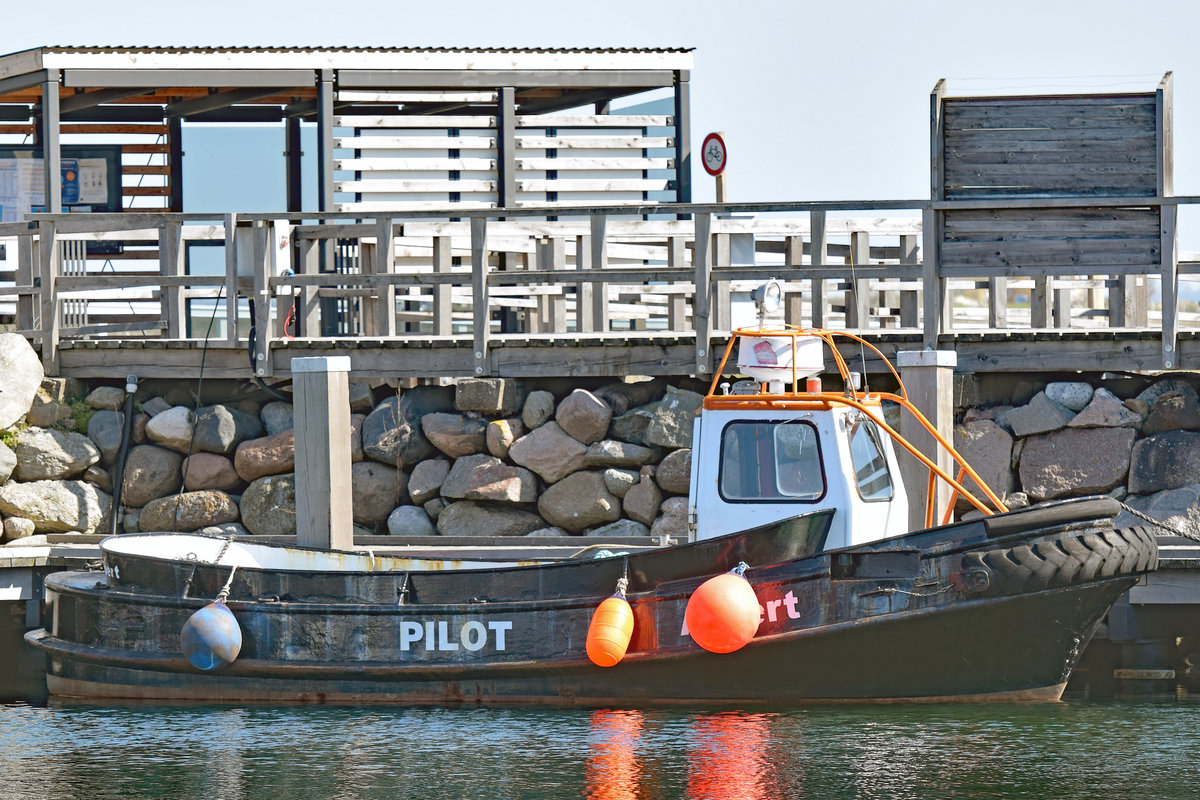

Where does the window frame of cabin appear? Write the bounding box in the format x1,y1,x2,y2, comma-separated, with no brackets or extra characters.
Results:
716,419,827,504
847,417,894,503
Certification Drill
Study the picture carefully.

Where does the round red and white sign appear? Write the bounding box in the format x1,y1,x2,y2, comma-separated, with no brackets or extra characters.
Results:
701,132,727,176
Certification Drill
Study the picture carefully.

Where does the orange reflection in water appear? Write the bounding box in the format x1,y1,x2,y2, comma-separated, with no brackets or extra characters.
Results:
585,709,645,800
687,713,782,800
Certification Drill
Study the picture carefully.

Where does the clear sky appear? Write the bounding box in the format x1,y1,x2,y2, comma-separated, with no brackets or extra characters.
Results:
2,0,1198,205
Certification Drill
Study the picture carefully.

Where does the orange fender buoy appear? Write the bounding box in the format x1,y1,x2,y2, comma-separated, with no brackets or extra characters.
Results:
587,594,635,667
684,569,760,654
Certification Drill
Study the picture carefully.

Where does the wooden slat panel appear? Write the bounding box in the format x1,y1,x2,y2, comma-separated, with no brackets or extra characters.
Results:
517,178,671,192
516,135,672,149
515,115,670,127
941,236,1159,268
122,164,171,176
944,208,1159,238
122,186,171,197
336,179,496,192
336,200,496,212
122,143,171,154
945,144,1157,165
335,115,496,128
336,157,497,171
945,128,1157,145
515,157,672,170
337,136,497,150
943,99,1156,130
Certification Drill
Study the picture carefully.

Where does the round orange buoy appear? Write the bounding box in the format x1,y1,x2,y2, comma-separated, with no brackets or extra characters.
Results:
685,567,760,654
587,594,635,667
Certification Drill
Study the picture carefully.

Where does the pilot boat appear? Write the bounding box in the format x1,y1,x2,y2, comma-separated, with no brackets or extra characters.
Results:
26,313,1157,703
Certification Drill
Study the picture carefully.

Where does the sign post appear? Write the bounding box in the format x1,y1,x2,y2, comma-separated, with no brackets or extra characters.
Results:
702,132,728,202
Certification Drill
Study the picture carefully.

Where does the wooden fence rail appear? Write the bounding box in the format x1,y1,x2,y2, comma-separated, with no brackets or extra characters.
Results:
1,197,1198,379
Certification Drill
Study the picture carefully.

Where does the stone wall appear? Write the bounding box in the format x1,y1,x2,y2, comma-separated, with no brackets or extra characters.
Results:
3,325,1198,544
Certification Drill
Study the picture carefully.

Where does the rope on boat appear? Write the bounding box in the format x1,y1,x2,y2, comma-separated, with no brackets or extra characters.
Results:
214,565,238,605
1117,501,1200,543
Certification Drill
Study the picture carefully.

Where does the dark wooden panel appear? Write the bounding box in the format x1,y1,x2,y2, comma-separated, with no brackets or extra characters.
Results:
943,99,1156,130
944,208,1160,238
941,236,1159,268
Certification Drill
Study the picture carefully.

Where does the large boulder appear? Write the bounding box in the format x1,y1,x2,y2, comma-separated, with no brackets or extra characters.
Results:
386,505,437,536
610,403,658,445
0,441,15,484
455,378,524,416
622,474,663,527
953,420,1014,507
363,387,454,468
0,478,111,533
1129,431,1200,495
602,467,639,499
28,390,74,428
120,444,184,508
584,439,658,469
181,452,242,493
138,490,239,532
1044,381,1094,413
586,519,651,539
261,401,294,435
87,409,127,464
440,454,538,504
644,387,703,449
1135,378,1198,408
1142,391,1200,436
12,427,101,480
1006,391,1074,438
538,470,621,534
555,389,612,445
408,458,451,505
1067,388,1144,429
508,421,588,484
594,379,665,418
1019,427,1136,501
240,473,298,536
0,333,43,431
655,448,692,495
352,461,407,529
436,500,545,537
486,418,525,459
421,412,488,458
521,390,556,431
234,430,295,482
193,404,264,455
144,406,196,453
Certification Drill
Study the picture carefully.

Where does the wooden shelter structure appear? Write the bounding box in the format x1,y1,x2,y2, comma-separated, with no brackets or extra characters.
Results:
0,45,694,215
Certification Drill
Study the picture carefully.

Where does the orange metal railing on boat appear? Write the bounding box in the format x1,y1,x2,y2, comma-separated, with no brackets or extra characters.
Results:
705,327,1008,523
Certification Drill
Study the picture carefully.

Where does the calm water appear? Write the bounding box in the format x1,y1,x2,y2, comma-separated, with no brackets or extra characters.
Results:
2,700,1197,799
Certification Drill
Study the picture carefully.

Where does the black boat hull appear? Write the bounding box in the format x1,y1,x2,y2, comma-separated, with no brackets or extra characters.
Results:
27,498,1158,704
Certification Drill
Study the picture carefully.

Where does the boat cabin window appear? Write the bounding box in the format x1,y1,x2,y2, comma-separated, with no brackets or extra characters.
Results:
719,421,825,502
848,418,893,502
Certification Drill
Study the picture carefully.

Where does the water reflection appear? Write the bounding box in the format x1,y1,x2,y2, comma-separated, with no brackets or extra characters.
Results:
586,709,644,800
687,712,783,800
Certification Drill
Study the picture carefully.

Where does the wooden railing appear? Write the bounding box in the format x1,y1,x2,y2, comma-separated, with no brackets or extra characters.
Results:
1,198,1198,378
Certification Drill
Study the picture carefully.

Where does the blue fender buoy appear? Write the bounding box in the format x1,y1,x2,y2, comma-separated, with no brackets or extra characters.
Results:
180,601,242,671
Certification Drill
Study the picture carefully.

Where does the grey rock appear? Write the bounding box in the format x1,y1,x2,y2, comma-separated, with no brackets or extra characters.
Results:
141,397,172,417
409,458,451,505
1116,484,1200,538
622,474,663,526
486,418,525,459
602,468,639,499
2,516,36,542
440,454,538,504
526,526,571,537
1068,388,1144,429
1006,391,1074,438
240,473,297,536
123,511,140,533
650,512,689,540
1019,427,1136,501
139,490,239,532
586,519,651,538
27,391,74,428
455,378,524,416
436,500,545,537
644,387,704,449
38,377,85,404
0,333,43,430
350,413,365,463
423,497,449,521
1129,431,1200,495
84,465,112,494
0,479,111,534
87,409,127,464
386,505,437,536
1143,390,1200,435
13,427,102,480
609,405,656,445
194,404,263,455
521,390,556,431
661,496,689,517
198,522,251,537
422,412,488,458
594,379,665,418
348,383,375,413
508,421,588,484
0,441,14,484
584,439,659,468
85,386,127,410
1045,381,1094,412
363,387,455,468
261,401,294,435
538,471,621,534
144,406,196,453
656,448,692,495
120,444,184,508
233,430,295,482
352,461,407,529
953,420,1014,508
1135,378,1198,408
556,389,612,445
1004,491,1030,510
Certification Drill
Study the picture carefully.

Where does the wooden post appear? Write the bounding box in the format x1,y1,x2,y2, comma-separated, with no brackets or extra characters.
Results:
300,235,320,338
16,233,34,334
846,231,870,329
898,234,919,328
1161,202,1179,369
38,220,59,374
693,212,713,376
292,356,354,551
159,220,185,338
432,235,453,336
667,235,687,331
810,210,827,328
897,349,957,531
784,235,803,326
538,237,567,333
223,214,239,346
714,233,731,332
589,214,608,332
471,217,490,376
988,275,1009,329
374,217,397,337
1030,276,1052,329
252,222,272,377
921,206,941,348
